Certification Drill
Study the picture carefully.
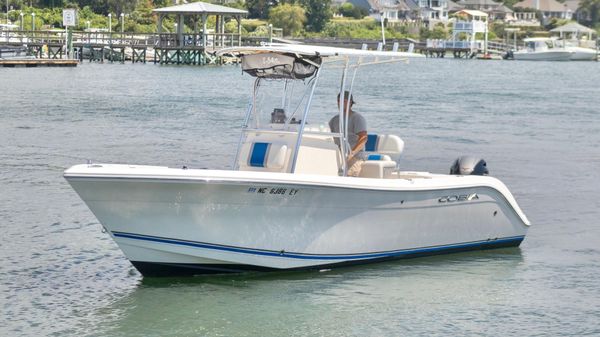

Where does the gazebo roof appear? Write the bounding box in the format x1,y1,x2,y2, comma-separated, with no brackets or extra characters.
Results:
153,1,248,15
550,22,596,34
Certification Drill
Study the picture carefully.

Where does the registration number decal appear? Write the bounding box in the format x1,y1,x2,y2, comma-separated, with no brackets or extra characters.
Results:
247,186,299,196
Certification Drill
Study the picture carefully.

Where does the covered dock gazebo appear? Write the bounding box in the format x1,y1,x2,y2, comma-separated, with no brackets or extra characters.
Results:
153,1,248,49
550,22,597,40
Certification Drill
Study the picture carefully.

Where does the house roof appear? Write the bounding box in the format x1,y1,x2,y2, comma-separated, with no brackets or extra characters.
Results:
459,0,501,7
395,1,412,11
453,0,513,13
493,4,513,13
404,0,421,11
153,1,248,15
550,21,596,34
447,0,465,11
455,9,489,17
348,0,411,12
563,0,581,12
513,0,569,12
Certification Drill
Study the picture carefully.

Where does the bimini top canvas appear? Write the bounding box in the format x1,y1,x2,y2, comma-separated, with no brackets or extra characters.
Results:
241,52,321,79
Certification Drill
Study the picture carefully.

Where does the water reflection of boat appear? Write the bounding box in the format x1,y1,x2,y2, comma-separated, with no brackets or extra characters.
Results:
64,44,529,276
513,37,573,61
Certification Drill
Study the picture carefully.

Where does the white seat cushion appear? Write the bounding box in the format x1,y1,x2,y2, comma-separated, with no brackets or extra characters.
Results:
266,144,288,169
359,160,396,179
244,142,289,171
365,134,404,162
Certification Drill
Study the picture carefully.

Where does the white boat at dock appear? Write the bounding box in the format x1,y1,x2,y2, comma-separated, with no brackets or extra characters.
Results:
513,37,573,61
64,44,529,276
550,22,598,61
564,44,598,61
0,46,35,60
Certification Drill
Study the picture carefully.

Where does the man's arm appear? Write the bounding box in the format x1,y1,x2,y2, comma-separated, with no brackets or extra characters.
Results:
348,131,367,160
348,114,367,160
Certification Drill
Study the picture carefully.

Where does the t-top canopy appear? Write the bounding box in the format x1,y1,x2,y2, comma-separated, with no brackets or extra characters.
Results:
153,1,248,15
217,44,425,59
241,52,321,79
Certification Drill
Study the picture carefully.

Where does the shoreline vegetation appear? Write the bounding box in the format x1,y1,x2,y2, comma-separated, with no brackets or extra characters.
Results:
2,1,599,42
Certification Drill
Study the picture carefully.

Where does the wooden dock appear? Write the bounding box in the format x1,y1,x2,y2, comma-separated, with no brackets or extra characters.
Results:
0,30,275,65
0,59,78,67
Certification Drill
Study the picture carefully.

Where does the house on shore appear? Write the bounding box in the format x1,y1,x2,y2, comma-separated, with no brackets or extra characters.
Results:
346,0,458,24
346,0,412,22
407,0,451,22
513,0,573,25
455,0,514,20
563,0,588,22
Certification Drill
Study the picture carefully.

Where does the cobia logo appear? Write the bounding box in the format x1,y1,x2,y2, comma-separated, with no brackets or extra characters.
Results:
261,56,280,66
438,193,479,203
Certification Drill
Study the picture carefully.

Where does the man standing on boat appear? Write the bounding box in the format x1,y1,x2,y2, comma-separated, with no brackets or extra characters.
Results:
329,91,367,177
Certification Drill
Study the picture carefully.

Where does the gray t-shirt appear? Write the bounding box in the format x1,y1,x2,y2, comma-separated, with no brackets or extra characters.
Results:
329,112,367,150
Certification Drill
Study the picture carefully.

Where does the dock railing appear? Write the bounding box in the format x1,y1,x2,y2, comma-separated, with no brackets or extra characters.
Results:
1,30,241,49
72,31,158,47
426,39,483,50
425,39,508,54
452,21,487,32
2,30,68,45
157,33,241,49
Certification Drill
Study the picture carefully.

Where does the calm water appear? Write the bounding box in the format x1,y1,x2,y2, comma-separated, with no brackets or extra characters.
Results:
1,59,599,336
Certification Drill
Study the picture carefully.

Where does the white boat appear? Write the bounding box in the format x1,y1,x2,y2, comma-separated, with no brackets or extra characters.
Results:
0,46,35,60
513,37,573,61
64,44,530,276
566,46,598,61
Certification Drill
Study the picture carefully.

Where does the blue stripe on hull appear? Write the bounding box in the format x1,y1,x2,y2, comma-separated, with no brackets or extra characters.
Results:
113,231,525,262
130,237,523,277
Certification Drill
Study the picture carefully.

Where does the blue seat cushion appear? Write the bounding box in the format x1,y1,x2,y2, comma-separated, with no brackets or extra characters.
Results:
249,142,270,167
365,134,378,152
367,154,383,161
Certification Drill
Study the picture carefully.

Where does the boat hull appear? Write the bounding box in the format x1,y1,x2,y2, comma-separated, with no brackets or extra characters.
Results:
129,237,523,276
513,50,573,61
65,164,529,276
567,47,598,61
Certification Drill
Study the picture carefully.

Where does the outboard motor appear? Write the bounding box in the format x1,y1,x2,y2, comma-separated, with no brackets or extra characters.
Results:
450,156,489,175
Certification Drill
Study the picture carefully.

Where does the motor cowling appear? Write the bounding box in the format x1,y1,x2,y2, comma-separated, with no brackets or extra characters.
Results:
450,156,489,175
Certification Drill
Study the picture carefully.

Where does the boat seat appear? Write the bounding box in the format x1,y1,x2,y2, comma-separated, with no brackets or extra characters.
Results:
239,141,290,172
366,154,392,161
364,134,404,162
359,158,396,179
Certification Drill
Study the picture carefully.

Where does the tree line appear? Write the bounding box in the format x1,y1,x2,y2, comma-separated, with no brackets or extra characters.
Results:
3,0,334,35
4,0,599,35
